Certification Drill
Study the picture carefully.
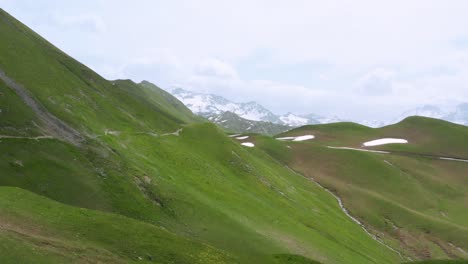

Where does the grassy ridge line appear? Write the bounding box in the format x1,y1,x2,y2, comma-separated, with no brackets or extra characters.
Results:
0,9,196,139
277,116,468,158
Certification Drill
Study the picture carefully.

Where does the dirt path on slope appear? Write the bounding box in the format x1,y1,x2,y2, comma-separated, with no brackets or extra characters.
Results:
0,135,53,140
284,166,407,261
0,69,84,146
327,146,468,164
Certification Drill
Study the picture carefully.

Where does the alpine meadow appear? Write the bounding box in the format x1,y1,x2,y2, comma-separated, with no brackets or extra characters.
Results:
0,3,467,264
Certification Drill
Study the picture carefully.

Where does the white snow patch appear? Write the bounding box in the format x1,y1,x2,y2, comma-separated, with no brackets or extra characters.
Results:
363,138,408,147
229,134,241,138
276,137,296,141
241,142,255,147
293,135,315,141
439,157,468,163
236,136,249,140
276,135,315,142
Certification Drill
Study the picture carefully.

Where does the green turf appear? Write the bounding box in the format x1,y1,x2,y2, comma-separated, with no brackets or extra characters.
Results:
0,187,236,264
263,120,468,260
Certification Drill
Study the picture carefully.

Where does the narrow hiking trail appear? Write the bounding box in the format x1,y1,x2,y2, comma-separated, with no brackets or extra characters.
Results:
327,146,390,154
0,135,54,140
284,166,407,261
326,146,468,164
93,128,183,138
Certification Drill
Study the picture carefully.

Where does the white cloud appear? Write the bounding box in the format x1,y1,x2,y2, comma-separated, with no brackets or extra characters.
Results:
2,0,468,120
195,59,238,79
355,68,397,96
53,13,106,33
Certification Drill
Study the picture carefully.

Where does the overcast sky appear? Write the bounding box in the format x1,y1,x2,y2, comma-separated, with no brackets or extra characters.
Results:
3,1,468,120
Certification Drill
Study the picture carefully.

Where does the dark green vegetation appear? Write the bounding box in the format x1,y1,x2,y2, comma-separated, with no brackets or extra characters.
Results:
0,8,404,264
262,119,468,261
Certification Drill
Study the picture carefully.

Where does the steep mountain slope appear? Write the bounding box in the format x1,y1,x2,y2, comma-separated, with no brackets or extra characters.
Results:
0,8,406,264
137,81,205,124
260,117,468,260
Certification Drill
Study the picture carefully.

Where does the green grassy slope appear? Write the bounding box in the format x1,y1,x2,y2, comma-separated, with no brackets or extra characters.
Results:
0,9,195,137
0,187,236,264
279,117,468,158
0,78,41,136
98,123,402,263
264,120,468,260
137,80,205,124
277,122,377,147
0,8,405,264
376,117,468,157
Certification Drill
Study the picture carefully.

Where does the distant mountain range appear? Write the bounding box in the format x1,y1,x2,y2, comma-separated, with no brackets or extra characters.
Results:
169,87,468,133
169,87,345,134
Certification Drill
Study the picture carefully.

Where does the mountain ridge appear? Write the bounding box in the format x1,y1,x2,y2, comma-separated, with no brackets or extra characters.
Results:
168,87,468,129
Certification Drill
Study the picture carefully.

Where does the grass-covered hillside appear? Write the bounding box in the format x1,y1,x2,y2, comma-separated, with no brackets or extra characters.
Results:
0,8,413,264
280,117,468,158
259,119,468,261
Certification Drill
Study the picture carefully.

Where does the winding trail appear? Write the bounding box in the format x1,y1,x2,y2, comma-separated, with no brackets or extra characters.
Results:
0,135,53,140
284,166,407,260
327,146,468,164
327,146,390,154
91,128,183,139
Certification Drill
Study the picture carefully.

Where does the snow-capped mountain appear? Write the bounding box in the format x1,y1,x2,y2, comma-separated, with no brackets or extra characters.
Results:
309,114,345,125
170,88,281,123
170,87,340,127
279,113,311,127
169,87,365,128
168,87,468,131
